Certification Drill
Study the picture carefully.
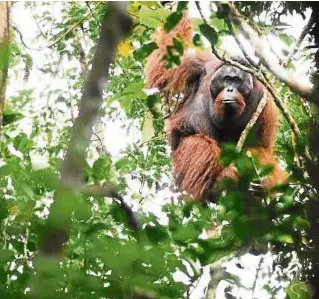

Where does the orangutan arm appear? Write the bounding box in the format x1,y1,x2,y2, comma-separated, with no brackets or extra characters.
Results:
248,98,287,189
172,134,237,200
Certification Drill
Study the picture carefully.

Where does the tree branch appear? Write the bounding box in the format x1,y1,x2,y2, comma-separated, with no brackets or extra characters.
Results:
251,256,263,299
195,1,208,25
217,2,313,99
82,185,139,231
236,89,268,152
0,2,10,138
225,18,259,68
47,3,102,49
282,11,315,68
198,4,312,166
19,2,102,51
40,2,133,257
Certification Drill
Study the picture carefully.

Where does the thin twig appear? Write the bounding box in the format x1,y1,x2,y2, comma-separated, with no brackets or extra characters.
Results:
47,3,102,49
12,25,34,50
19,2,102,51
195,2,208,24
282,11,315,68
251,256,264,299
225,19,259,68
126,136,163,158
92,130,106,154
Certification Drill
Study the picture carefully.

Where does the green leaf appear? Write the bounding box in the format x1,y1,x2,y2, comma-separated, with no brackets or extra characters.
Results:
133,42,158,61
177,1,188,11
193,33,203,47
259,164,275,177
92,155,112,181
199,23,219,46
74,197,92,221
172,223,200,243
277,234,294,244
145,225,169,244
31,168,57,191
139,6,170,29
13,133,34,152
141,110,155,142
173,38,184,55
112,81,146,112
278,33,294,46
293,217,310,231
3,107,23,125
0,198,8,221
0,249,13,264
84,223,108,236
188,239,235,265
287,281,314,299
210,17,227,32
164,12,183,32
220,143,239,166
115,157,131,170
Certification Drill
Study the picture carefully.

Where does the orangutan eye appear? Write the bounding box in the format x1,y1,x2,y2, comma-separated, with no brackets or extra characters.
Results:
233,76,241,83
223,75,232,82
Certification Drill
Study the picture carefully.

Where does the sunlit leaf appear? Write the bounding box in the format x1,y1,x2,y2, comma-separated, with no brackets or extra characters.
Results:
118,40,133,57
141,110,155,142
287,281,314,299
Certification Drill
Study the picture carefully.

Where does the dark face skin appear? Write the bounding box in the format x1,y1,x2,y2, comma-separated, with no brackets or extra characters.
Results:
170,63,259,147
210,65,253,120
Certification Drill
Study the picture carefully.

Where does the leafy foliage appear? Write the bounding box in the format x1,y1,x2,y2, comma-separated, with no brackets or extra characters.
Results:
0,1,316,299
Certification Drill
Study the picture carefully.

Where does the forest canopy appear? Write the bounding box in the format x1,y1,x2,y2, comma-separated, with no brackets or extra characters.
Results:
1,2,319,299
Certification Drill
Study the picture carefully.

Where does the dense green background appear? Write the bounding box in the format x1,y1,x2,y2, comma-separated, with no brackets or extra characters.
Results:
0,2,317,299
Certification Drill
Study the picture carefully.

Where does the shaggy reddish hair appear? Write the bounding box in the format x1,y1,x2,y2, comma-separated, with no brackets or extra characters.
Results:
145,12,286,200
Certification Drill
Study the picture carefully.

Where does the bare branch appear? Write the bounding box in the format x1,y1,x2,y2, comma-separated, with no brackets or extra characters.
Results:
19,2,102,51
282,11,315,68
225,18,259,68
82,185,139,231
12,25,34,50
47,3,102,49
251,256,264,299
40,2,133,257
195,2,208,24
236,89,268,152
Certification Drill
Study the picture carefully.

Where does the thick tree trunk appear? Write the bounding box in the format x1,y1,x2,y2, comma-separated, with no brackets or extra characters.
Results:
307,2,319,297
0,1,10,138
40,2,133,258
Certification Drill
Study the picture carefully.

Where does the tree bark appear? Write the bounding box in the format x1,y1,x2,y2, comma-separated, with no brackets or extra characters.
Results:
0,1,10,138
306,2,319,297
40,2,133,258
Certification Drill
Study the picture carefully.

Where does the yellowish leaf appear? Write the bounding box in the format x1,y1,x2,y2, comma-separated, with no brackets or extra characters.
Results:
141,110,155,142
118,40,133,57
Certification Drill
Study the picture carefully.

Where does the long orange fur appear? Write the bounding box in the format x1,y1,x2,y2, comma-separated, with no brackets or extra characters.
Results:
145,12,286,200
